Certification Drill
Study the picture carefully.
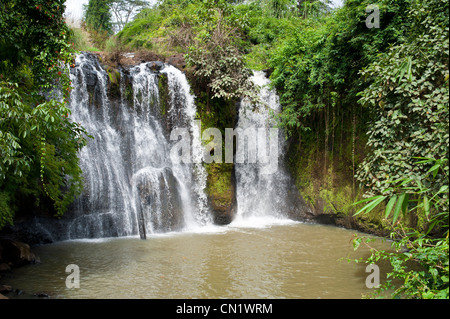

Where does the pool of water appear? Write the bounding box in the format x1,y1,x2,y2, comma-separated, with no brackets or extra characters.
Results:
4,220,393,299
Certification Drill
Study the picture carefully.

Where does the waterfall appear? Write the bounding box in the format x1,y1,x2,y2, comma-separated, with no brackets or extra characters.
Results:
18,55,307,243
67,53,138,239
232,71,296,226
161,65,212,228
52,52,211,240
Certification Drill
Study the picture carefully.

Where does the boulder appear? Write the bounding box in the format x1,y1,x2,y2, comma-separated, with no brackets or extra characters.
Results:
0,239,38,267
0,284,12,293
81,60,99,89
134,167,184,234
206,163,237,225
146,61,165,72
165,54,186,71
283,185,315,222
211,200,237,225
34,292,50,298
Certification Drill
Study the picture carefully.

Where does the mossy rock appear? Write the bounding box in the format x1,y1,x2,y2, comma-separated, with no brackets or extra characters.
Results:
106,67,121,98
190,86,238,225
158,72,169,117
285,130,393,236
205,163,236,225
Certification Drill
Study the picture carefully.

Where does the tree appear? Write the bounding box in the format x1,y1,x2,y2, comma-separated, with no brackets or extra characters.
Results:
83,0,114,35
297,0,332,18
0,0,89,229
108,0,149,32
180,0,259,103
268,0,295,18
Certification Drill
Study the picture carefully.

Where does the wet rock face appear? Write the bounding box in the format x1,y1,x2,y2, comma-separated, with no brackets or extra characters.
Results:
2,52,205,244
75,53,106,110
134,167,184,233
0,239,39,268
283,186,315,222
210,187,237,225
146,61,165,72
206,164,237,226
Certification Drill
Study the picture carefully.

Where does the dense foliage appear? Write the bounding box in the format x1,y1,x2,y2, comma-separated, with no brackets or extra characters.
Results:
118,0,261,102
0,0,88,228
183,1,259,102
350,0,449,299
356,0,449,198
82,0,114,47
353,157,448,298
83,0,114,34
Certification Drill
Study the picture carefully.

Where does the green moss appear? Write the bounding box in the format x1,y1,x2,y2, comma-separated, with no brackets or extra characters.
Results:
88,90,94,106
158,73,169,116
205,163,234,209
294,154,356,217
107,67,121,98
107,68,120,85
191,83,238,216
124,83,133,105
286,125,391,235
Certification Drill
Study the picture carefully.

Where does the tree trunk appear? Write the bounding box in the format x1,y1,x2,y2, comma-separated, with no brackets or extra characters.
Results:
331,96,335,161
352,103,356,201
297,0,305,12
340,100,343,159
324,97,329,177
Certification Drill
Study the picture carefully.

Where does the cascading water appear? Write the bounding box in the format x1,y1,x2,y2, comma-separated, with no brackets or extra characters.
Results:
37,52,212,240
21,55,307,243
161,65,212,227
67,53,137,239
232,71,299,226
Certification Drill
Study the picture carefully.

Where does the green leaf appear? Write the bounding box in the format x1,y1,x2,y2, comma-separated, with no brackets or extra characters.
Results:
414,157,435,165
354,195,386,216
428,163,440,178
385,195,397,219
401,193,410,216
393,193,406,224
407,56,413,82
352,236,362,251
398,177,413,187
423,195,430,217
352,195,384,206
396,60,407,83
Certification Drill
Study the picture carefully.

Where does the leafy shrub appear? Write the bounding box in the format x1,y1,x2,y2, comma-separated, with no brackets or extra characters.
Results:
0,0,90,228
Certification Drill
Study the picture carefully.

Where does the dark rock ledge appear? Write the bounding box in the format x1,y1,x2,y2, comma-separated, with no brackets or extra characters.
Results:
0,237,40,299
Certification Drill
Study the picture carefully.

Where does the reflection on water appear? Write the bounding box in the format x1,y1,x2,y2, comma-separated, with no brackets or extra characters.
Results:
5,222,393,299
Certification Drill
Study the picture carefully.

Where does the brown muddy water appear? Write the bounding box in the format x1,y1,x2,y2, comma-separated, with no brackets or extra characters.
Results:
4,220,393,299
